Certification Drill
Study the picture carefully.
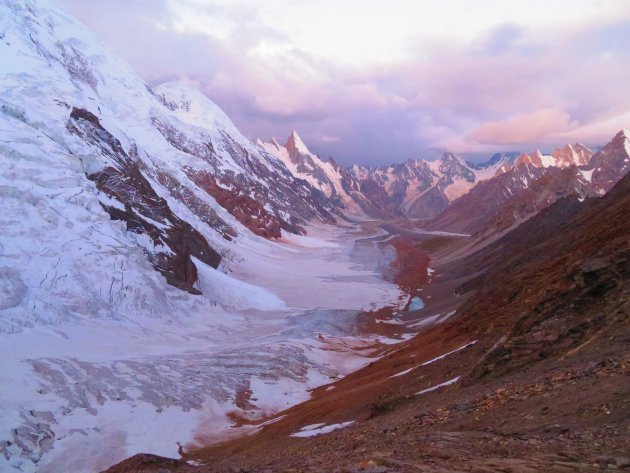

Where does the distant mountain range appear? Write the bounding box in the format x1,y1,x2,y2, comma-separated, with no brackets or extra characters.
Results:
259,129,628,227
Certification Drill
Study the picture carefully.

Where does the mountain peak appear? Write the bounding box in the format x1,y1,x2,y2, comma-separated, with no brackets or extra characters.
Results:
286,129,312,156
581,129,630,191
606,129,630,151
439,151,469,168
552,143,593,167
153,81,240,134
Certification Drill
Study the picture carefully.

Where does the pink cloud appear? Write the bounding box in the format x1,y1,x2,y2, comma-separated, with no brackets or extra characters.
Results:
467,108,578,145
552,112,630,144
318,135,341,143
59,0,630,164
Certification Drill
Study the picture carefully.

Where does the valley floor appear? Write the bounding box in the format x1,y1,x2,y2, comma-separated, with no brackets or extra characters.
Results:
105,209,630,473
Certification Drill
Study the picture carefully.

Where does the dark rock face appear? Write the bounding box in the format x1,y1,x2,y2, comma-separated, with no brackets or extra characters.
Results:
340,154,481,219
152,170,237,241
427,163,599,235
285,132,330,187
482,166,597,235
427,163,547,234
438,152,475,186
583,130,630,193
357,178,402,217
552,143,593,167
65,104,347,294
407,185,450,219
426,132,629,237
103,167,630,473
263,131,627,225
186,169,285,238
67,108,221,294
263,132,490,219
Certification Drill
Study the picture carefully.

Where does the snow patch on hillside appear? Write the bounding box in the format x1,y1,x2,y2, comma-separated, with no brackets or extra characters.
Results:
290,421,355,438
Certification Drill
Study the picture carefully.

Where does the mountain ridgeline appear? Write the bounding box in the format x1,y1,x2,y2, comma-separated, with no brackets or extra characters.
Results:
259,129,629,227
2,0,629,301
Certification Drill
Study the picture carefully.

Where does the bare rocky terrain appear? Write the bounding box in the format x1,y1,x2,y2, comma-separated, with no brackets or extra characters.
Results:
104,161,630,473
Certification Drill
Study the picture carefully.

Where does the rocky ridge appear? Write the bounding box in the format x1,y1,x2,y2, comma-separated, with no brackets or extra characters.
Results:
260,135,517,219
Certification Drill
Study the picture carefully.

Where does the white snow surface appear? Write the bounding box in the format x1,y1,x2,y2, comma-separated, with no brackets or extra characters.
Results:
623,129,630,156
389,341,476,378
290,421,355,438
389,367,415,378
420,341,477,366
0,212,406,472
416,376,461,396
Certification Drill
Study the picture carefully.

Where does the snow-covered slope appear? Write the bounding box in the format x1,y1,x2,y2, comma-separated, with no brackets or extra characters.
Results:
516,143,593,169
260,131,619,222
0,2,407,472
0,0,343,292
1,2,628,472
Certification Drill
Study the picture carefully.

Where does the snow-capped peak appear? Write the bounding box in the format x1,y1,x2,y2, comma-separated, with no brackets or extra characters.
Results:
552,143,593,167
441,151,469,167
621,128,630,156
618,129,630,158
286,129,313,156
617,129,630,153
601,129,630,157
152,80,240,135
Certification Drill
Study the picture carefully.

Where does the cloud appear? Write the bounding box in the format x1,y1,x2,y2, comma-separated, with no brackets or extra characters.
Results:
467,108,578,145
552,111,630,144
318,135,341,143
59,0,630,165
478,23,525,56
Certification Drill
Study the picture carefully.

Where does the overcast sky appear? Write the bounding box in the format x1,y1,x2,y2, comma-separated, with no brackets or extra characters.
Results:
59,0,630,166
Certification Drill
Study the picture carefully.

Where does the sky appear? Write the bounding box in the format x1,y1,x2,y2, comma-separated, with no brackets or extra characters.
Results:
59,0,630,166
